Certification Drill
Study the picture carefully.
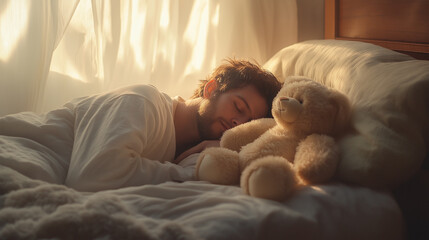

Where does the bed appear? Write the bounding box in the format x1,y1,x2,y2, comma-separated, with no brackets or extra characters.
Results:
1,1,428,239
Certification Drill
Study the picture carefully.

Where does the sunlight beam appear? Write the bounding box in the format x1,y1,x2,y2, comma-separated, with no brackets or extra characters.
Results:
183,0,209,75
128,0,147,69
0,0,30,62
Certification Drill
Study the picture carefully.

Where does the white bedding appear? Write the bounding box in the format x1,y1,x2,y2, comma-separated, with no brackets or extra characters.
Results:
1,40,419,239
0,166,402,240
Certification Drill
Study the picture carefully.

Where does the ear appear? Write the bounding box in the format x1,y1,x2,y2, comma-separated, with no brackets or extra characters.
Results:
203,79,217,98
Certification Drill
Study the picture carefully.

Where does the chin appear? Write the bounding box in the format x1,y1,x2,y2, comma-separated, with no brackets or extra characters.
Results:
209,132,222,140
200,126,222,140
211,128,224,140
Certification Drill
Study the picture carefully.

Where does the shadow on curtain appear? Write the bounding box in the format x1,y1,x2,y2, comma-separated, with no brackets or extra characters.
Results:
0,0,297,116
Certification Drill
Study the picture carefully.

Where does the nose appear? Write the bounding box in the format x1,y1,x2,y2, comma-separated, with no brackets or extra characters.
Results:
232,119,240,127
232,117,246,127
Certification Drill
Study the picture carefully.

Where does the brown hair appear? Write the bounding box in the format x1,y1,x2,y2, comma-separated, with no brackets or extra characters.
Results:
191,59,282,117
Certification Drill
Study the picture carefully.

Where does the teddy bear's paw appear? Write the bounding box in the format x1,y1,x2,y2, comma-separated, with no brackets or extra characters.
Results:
241,156,298,201
221,118,276,151
295,134,340,184
195,147,240,185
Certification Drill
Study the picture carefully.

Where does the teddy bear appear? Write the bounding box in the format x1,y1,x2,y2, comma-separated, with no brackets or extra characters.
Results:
195,76,351,201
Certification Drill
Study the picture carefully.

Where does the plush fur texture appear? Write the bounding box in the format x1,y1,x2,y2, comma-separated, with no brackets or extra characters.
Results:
196,77,351,201
0,167,200,240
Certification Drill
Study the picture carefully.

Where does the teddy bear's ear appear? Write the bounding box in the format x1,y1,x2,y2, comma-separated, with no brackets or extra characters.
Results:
329,90,352,136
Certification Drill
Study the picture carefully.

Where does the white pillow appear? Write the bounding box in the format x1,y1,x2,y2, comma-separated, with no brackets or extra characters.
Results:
263,40,429,189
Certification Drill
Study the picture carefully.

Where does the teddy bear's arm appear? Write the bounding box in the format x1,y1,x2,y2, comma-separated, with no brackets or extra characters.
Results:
196,147,241,185
220,118,276,152
294,134,340,184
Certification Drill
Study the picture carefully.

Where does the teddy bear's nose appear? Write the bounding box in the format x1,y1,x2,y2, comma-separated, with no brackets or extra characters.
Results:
277,96,303,123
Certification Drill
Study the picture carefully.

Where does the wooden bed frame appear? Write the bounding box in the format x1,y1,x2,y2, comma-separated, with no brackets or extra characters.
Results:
325,1,429,238
324,0,429,171
325,0,429,60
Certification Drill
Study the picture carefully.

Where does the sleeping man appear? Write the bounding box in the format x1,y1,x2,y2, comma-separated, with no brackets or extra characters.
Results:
0,59,281,191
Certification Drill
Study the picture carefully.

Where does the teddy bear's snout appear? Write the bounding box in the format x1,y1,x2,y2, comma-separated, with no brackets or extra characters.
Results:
279,97,301,108
279,96,303,103
276,97,303,123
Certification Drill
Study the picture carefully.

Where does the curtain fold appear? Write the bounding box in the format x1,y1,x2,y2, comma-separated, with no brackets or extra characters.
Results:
0,0,79,116
0,0,297,116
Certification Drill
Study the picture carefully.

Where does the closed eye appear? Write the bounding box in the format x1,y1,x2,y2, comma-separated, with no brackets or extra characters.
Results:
236,95,252,119
235,102,243,113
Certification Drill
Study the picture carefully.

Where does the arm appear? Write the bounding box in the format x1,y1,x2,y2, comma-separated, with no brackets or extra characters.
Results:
173,140,220,164
65,90,193,192
175,118,276,163
294,134,339,184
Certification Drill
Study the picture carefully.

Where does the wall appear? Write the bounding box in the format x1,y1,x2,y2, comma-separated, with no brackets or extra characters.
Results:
297,0,324,41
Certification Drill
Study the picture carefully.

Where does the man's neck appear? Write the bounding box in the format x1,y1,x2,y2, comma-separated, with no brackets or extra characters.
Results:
174,98,202,157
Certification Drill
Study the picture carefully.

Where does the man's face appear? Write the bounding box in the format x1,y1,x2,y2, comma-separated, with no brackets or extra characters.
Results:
197,84,269,140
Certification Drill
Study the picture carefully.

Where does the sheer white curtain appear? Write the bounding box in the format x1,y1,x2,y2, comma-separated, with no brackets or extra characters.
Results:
0,0,297,116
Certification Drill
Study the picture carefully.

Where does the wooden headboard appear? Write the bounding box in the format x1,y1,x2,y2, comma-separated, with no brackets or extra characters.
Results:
325,0,429,60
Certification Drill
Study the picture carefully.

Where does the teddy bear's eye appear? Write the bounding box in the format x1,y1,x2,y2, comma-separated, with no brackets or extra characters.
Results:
298,99,303,104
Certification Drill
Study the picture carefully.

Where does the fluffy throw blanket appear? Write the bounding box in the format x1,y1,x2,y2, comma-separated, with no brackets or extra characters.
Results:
0,167,200,240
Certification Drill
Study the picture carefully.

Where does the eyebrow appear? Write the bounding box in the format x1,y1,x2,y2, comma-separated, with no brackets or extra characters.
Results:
237,95,253,119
